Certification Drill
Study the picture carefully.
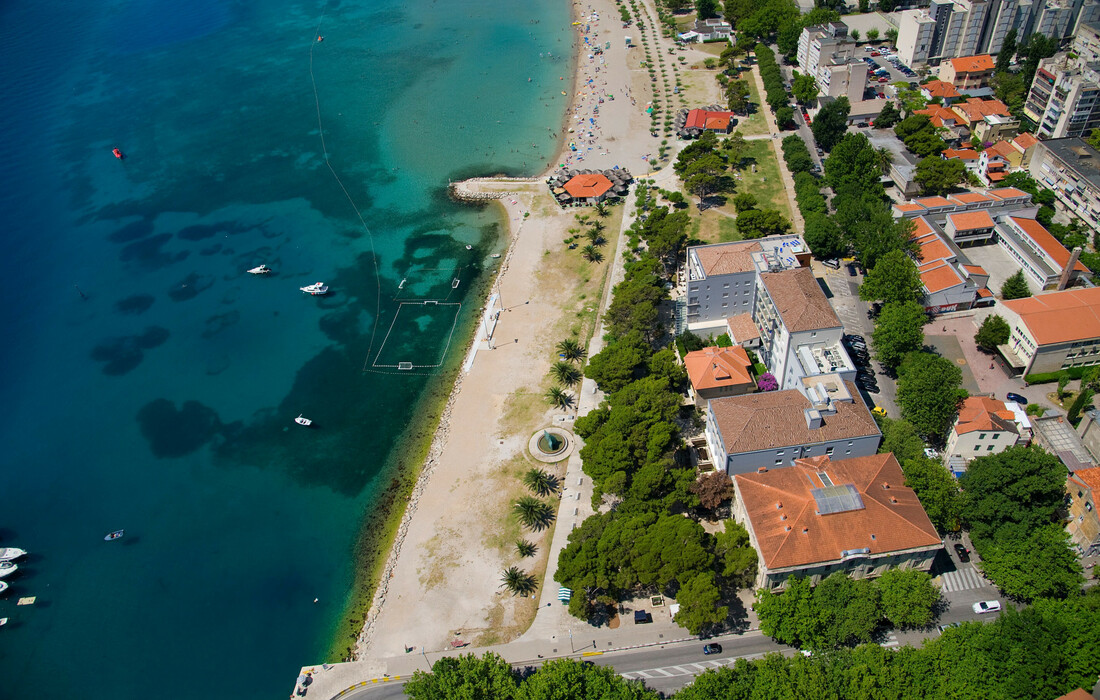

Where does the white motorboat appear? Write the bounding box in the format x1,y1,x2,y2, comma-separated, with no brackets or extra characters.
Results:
0,562,16,579
0,548,26,562
490,253,501,258
0,582,8,595
295,414,313,426
104,529,124,541
300,282,329,295
247,265,270,275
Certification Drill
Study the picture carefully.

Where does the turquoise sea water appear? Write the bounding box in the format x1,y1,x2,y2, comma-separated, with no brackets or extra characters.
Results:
0,0,571,697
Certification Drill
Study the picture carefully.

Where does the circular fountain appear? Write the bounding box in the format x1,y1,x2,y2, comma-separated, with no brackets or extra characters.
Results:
528,426,575,463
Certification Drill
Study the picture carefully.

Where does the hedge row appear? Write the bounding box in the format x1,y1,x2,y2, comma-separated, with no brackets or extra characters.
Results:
794,171,827,215
754,43,787,112
1024,367,1093,384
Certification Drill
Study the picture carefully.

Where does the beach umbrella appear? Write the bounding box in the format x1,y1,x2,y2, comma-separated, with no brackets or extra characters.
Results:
558,587,573,602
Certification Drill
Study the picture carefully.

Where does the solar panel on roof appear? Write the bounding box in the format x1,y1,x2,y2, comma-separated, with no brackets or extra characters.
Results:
812,484,865,514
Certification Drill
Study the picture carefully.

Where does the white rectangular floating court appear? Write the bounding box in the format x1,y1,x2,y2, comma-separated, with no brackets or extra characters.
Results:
368,300,462,371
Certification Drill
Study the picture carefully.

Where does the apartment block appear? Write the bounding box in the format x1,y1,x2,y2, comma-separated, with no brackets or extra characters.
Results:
1029,137,1100,235
1024,54,1100,139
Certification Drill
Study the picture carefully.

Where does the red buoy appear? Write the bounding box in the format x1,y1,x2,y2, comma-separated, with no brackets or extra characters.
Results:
112,148,124,160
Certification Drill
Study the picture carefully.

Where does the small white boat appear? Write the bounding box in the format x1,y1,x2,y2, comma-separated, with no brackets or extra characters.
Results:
104,530,124,541
490,254,501,258
248,265,270,275
300,282,328,295
0,582,8,594
465,245,473,250
0,618,7,626
0,562,16,579
295,414,313,426
0,548,26,562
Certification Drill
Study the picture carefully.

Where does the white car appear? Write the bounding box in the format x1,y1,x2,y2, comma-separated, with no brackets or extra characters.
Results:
973,600,1001,614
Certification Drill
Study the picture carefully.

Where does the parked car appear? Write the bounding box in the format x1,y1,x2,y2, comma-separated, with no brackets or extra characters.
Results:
973,600,1002,614
1006,392,1028,405
703,643,723,655
938,622,962,633
877,91,886,98
816,147,824,156
872,406,887,417
878,76,890,83
954,543,971,562
856,121,870,128
634,610,652,624
845,333,866,343
870,51,880,56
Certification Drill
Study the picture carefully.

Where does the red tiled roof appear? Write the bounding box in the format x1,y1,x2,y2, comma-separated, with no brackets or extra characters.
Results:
916,105,958,127
1002,287,1100,345
954,396,1018,436
943,148,979,160
949,210,995,231
950,54,994,73
914,196,954,208
915,234,953,264
911,216,934,236
685,109,736,130
894,203,926,213
563,173,613,198
963,264,987,275
1008,216,1088,273
693,240,763,276
985,140,1018,159
685,345,755,392
977,287,993,298
727,313,760,342
987,170,1007,181
735,454,942,571
922,80,961,98
953,98,1010,123
759,268,840,333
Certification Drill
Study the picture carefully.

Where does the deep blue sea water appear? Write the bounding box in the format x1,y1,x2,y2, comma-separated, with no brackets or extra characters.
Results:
0,0,571,697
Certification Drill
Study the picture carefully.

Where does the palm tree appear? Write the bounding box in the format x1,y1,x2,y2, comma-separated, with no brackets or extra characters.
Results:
594,202,609,218
500,566,538,596
545,386,575,410
556,338,586,363
523,467,559,496
581,245,604,263
875,147,893,175
550,361,582,387
513,496,556,531
584,228,606,247
516,540,538,558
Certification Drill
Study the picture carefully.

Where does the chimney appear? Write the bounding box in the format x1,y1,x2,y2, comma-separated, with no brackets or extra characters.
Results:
805,408,823,430
1058,247,1082,290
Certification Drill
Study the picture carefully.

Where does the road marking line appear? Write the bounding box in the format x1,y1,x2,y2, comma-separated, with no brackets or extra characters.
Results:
669,665,689,673
649,668,674,677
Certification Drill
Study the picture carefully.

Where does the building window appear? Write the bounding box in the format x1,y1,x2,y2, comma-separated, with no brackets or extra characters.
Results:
1088,502,1094,512
975,445,981,450
992,434,999,439
826,447,834,455
775,459,783,465
987,445,995,450
978,433,986,439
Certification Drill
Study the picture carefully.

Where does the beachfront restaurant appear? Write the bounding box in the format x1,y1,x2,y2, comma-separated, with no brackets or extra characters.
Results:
548,168,632,207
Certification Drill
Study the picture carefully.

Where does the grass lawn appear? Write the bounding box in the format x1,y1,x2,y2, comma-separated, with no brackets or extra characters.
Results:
732,71,769,137
726,139,792,221
693,210,741,244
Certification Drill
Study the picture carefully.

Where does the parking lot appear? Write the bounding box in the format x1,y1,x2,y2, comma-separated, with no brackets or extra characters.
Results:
858,45,920,104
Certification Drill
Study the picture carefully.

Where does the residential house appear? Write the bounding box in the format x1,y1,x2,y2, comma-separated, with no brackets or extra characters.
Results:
694,17,733,42
679,108,737,138
1028,137,1100,237
1000,287,1100,375
684,345,756,407
1012,132,1040,168
704,374,881,476
976,140,1022,185
938,54,995,91
921,79,962,104
943,396,1021,476
949,98,1018,143
943,147,981,174
1066,466,1100,557
732,453,943,590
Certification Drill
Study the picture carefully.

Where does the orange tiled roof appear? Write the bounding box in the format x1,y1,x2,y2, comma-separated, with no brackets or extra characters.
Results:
563,173,613,198
977,287,993,298
911,216,934,236
685,345,755,392
943,148,980,160
987,170,1007,181
988,187,1029,200
1014,132,1039,150
950,54,994,73
914,196,954,208
919,261,965,293
922,80,961,98
949,210,995,231
1002,287,1100,345
894,203,926,213
954,396,1018,436
727,313,760,342
916,105,959,127
963,264,987,275
985,140,1018,159
953,98,1010,123
915,234,953,264
1008,216,1088,273
950,192,992,204
759,268,841,333
735,454,942,571
709,382,879,454
1073,466,1100,492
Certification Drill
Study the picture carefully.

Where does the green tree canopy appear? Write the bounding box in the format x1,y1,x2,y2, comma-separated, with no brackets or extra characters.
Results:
803,212,846,260
996,28,1017,72
736,208,791,238
896,351,967,443
877,569,940,628
859,249,923,304
974,314,1011,352
1001,269,1032,300
405,652,518,700
733,192,758,213
584,330,651,394
961,445,1068,545
979,524,1083,602
514,658,659,700
874,100,902,129
791,71,819,104
915,155,967,195
898,455,962,533
713,519,758,588
811,97,851,151
673,571,728,634
695,0,719,19
871,300,927,369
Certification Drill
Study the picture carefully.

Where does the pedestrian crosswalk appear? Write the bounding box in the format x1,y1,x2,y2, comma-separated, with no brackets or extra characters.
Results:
620,658,754,681
938,566,988,593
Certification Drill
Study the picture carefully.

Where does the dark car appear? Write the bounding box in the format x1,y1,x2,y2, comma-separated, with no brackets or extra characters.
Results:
1006,392,1028,405
954,543,971,562
634,610,652,624
703,643,723,655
